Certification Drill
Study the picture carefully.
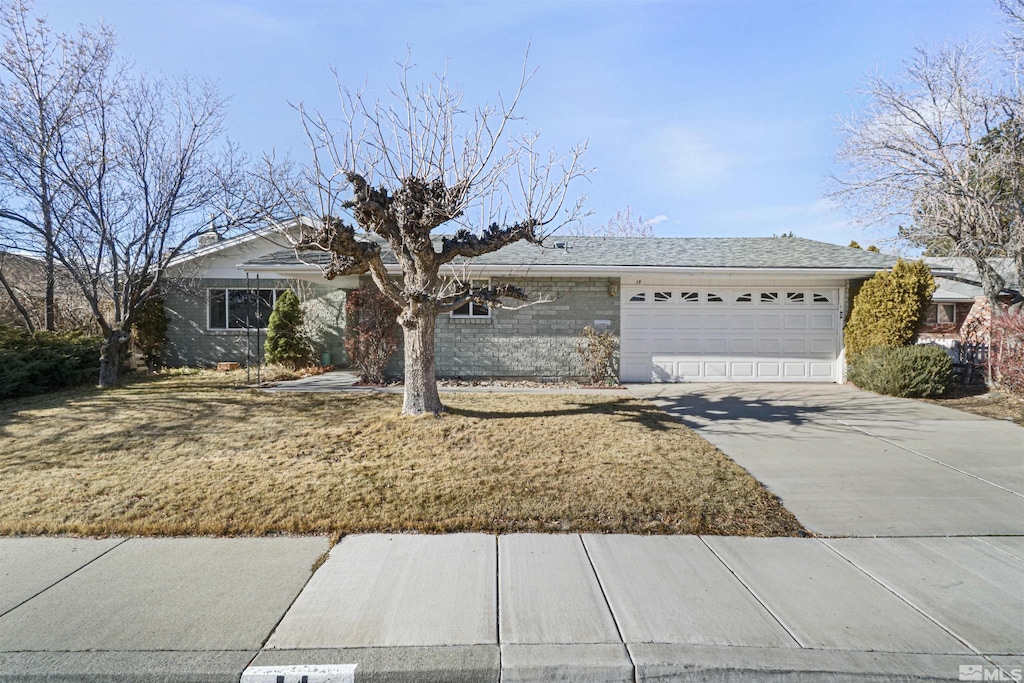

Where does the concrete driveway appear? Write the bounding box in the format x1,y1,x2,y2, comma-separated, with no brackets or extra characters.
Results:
629,383,1024,537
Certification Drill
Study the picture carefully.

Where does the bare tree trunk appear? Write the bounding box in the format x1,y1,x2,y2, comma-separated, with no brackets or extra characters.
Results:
973,256,1007,309
400,310,443,415
98,329,128,388
44,243,55,331
1014,249,1024,299
40,160,56,332
0,267,35,331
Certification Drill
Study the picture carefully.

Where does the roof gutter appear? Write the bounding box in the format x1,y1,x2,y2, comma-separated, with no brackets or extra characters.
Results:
238,262,949,278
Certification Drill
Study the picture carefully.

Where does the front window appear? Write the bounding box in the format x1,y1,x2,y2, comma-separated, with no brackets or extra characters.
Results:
451,280,491,318
208,288,283,329
926,303,956,325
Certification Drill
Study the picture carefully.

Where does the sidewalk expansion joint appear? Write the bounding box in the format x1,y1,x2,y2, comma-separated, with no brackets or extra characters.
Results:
697,536,804,649
835,420,1024,499
578,534,628,649
494,534,501,676
819,539,986,658
0,537,129,620
578,534,639,682
254,537,334,661
974,537,1024,562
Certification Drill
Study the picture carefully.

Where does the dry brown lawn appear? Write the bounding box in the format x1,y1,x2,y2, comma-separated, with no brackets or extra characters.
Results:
0,370,805,537
922,385,1024,427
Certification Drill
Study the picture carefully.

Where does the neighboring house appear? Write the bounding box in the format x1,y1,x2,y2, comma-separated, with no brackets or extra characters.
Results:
165,229,933,383
0,251,93,331
919,257,1020,346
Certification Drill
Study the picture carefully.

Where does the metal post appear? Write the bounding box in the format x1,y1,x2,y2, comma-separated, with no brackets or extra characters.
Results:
256,273,261,385
245,272,251,385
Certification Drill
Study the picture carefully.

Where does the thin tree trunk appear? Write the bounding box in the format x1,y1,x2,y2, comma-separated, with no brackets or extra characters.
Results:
400,310,444,415
973,256,1007,309
0,267,35,332
98,329,128,388
1014,248,1023,299
39,156,56,332
44,242,55,331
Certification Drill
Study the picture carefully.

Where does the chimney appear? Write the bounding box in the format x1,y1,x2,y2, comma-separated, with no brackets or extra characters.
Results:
198,213,219,247
198,232,220,248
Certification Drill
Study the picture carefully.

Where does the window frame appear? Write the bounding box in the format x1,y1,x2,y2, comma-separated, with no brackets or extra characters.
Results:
207,287,285,331
449,279,492,319
936,303,956,325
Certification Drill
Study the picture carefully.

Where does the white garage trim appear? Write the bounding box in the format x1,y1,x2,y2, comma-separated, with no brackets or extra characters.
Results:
620,285,842,383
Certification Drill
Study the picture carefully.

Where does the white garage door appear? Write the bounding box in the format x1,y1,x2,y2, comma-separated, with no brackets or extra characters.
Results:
620,286,841,383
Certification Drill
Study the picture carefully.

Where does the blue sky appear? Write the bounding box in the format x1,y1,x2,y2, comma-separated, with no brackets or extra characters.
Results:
36,0,1006,246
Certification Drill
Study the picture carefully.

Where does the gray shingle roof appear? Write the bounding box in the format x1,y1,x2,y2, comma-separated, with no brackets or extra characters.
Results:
932,277,985,301
242,236,919,271
923,257,1019,289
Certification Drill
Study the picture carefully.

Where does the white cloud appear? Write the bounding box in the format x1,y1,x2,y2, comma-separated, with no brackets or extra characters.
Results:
648,126,738,194
646,214,669,226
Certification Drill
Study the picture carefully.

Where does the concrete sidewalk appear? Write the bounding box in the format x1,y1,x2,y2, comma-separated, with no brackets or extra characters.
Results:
1,534,1021,681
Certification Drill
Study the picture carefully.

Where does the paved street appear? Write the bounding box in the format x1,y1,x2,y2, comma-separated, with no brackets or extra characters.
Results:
0,533,1021,681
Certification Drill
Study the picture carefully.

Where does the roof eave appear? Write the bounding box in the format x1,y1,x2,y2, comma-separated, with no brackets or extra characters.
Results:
238,263,911,277
167,218,309,267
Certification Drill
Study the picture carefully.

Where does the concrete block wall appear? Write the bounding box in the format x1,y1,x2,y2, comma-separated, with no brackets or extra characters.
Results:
162,277,347,368
384,276,622,380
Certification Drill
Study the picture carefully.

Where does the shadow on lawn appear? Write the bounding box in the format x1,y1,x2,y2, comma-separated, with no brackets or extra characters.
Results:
0,374,273,464
448,397,679,431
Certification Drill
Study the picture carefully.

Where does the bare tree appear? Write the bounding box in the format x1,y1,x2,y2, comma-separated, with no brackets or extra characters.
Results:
257,61,590,415
568,206,655,238
998,0,1024,84
831,41,1018,305
50,71,252,387
0,0,115,331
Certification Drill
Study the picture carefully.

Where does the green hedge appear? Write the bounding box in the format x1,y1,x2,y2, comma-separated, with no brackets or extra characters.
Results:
0,326,101,399
848,344,953,398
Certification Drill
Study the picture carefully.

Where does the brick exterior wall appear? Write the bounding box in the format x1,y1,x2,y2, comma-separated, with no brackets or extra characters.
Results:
162,278,347,368
918,301,976,338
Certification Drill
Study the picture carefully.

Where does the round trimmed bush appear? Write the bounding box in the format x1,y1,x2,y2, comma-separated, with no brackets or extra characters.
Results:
847,344,953,398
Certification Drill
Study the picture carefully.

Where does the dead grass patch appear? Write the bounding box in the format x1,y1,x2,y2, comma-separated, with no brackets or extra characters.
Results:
0,370,805,537
922,385,1024,426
